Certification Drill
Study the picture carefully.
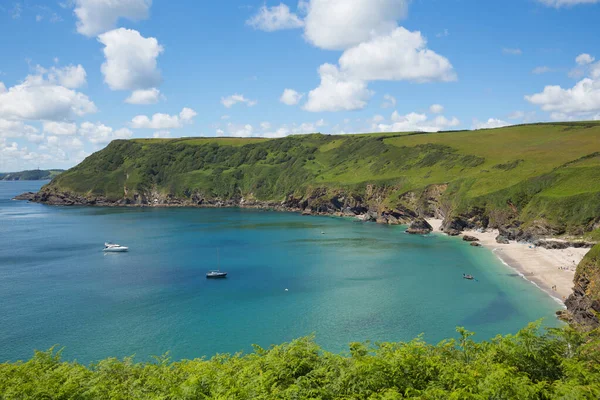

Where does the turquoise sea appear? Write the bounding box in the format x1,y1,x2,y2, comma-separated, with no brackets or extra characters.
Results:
0,181,561,364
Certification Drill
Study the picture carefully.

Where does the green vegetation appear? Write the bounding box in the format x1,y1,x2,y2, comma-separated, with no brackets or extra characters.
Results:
575,243,600,307
0,169,63,181
46,122,600,234
1,323,599,399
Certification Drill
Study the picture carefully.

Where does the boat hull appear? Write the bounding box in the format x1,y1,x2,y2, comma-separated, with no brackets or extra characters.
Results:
206,273,227,279
103,247,129,253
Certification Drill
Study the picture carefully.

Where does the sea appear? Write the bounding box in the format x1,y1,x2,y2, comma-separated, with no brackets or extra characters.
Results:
0,181,561,364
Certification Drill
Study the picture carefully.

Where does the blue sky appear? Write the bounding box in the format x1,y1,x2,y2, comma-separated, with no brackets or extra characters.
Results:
1,0,600,171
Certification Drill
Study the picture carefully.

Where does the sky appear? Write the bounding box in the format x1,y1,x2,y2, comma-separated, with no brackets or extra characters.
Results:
1,0,600,171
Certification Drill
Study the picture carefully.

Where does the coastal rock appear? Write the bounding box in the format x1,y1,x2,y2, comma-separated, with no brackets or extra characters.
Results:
406,218,433,235
301,208,312,216
534,240,595,250
496,235,510,244
462,235,479,242
13,192,36,201
470,242,482,247
441,217,469,235
564,275,600,330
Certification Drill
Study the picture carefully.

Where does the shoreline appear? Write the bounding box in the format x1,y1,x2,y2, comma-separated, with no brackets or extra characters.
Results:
426,219,587,304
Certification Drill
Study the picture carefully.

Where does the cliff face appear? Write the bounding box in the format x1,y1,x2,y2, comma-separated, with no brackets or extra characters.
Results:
564,244,600,330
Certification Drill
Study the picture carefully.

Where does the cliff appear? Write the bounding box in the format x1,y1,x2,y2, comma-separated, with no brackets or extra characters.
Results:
26,122,600,240
564,244,600,330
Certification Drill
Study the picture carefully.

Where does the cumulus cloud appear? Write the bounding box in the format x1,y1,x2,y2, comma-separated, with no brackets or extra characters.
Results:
429,104,444,114
338,27,456,83
79,122,133,144
43,121,78,135
280,89,303,105
472,118,511,130
98,28,163,91
576,53,595,65
221,94,257,108
0,119,39,138
74,0,152,37
303,64,373,112
375,111,460,133
125,88,161,104
303,0,408,50
47,64,87,89
246,4,304,31
130,107,197,129
381,94,396,108
0,74,96,121
536,0,600,7
221,119,327,138
526,78,600,115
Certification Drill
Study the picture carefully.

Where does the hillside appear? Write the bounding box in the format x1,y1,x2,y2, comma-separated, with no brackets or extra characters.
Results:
0,169,63,181
33,122,600,239
565,244,600,329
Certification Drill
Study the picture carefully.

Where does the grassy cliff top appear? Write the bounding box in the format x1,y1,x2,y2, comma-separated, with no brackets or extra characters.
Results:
46,122,600,234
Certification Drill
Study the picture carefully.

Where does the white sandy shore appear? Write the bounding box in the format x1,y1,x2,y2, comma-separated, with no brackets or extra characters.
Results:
426,219,589,304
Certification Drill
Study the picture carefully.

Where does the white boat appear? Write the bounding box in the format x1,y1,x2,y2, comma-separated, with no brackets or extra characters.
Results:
103,242,129,252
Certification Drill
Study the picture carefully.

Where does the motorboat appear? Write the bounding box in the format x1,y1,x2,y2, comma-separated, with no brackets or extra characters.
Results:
463,274,475,280
103,242,129,252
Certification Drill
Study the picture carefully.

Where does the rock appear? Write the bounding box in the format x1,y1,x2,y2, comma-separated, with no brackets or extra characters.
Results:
496,235,510,244
406,218,433,235
301,208,312,216
534,239,595,250
12,192,36,201
470,242,482,247
462,235,479,242
441,217,468,235
564,275,600,330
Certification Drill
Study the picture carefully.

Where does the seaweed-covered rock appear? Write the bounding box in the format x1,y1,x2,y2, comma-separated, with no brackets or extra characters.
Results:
463,235,479,242
406,218,433,235
496,235,510,244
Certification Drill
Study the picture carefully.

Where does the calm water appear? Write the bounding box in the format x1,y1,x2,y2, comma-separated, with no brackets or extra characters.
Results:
0,181,561,363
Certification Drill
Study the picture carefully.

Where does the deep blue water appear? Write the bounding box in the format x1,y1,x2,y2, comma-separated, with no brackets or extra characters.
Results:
0,181,561,364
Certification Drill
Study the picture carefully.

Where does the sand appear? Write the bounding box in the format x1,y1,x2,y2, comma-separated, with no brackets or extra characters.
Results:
426,219,589,304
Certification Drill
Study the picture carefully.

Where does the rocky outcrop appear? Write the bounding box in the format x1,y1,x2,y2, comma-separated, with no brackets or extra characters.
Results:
533,240,595,250
441,217,469,236
496,235,510,244
563,244,600,330
470,242,482,247
462,235,479,242
406,218,433,235
12,192,36,201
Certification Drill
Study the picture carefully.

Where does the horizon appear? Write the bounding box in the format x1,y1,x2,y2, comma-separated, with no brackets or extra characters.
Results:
1,0,600,171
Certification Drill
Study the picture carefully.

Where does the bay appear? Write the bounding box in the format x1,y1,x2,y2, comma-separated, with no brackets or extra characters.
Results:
0,181,560,364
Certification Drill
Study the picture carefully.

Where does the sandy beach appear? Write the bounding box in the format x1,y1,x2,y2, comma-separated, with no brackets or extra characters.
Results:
426,219,589,304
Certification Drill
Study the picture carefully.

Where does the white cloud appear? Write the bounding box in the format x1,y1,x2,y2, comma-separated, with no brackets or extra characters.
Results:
48,64,87,89
221,119,327,138
280,89,303,105
221,94,257,108
303,64,373,112
502,48,523,55
221,115,230,120
429,104,444,114
381,94,396,108
0,119,39,138
130,107,197,129
526,78,600,115
0,82,6,93
303,0,408,50
152,130,170,138
125,88,161,104
375,111,460,133
98,28,163,91
260,122,271,130
43,121,77,136
508,111,525,120
79,122,133,144
337,27,456,83
537,0,600,8
246,4,304,31
436,29,449,38
472,118,510,130
532,66,552,74
0,74,96,121
576,53,595,65
74,0,152,37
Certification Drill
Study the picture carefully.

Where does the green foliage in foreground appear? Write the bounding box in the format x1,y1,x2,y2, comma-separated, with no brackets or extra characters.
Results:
2,323,600,399
0,169,63,181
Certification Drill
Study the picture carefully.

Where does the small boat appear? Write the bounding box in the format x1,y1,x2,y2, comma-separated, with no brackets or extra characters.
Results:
103,242,129,252
206,249,227,279
463,274,475,280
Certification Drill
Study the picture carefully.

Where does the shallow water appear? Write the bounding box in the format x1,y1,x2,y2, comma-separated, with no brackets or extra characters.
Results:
0,181,561,363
